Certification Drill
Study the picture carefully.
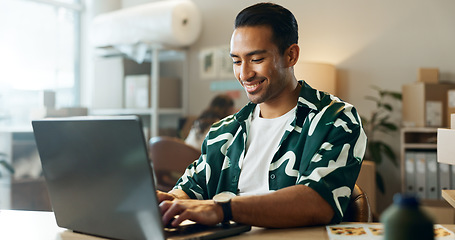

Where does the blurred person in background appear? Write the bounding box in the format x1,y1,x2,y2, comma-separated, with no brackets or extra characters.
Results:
185,94,235,149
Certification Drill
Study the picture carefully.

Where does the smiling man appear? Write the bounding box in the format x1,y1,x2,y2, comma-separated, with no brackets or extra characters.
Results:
158,2,367,228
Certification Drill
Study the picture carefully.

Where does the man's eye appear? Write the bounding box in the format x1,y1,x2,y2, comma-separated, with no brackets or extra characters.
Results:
252,58,264,62
232,60,241,65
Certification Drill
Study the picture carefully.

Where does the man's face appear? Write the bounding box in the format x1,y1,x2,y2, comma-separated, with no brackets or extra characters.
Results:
230,26,289,104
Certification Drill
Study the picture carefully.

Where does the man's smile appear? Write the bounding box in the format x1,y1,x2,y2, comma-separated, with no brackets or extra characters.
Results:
242,79,266,93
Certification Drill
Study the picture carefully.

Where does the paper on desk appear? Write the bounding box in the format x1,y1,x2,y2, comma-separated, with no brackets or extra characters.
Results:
326,224,454,240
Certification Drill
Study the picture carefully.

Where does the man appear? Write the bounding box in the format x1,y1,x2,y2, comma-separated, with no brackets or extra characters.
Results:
158,2,367,228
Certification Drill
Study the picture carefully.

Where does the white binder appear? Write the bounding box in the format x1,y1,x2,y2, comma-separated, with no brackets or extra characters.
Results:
425,152,438,199
415,152,427,200
439,162,451,199
405,151,416,194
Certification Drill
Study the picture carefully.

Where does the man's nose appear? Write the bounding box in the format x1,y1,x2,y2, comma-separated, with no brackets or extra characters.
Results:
239,63,254,81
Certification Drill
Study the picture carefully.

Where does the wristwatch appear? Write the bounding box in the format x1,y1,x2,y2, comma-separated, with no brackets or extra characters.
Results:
213,191,236,224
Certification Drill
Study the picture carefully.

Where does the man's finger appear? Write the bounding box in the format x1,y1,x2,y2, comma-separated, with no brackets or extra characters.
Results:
159,200,172,215
156,191,174,202
172,212,187,227
161,200,186,226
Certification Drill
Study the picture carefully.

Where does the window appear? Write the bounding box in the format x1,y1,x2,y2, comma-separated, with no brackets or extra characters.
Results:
0,0,82,126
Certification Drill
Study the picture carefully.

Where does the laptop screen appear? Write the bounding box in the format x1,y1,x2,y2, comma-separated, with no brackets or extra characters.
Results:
33,116,165,240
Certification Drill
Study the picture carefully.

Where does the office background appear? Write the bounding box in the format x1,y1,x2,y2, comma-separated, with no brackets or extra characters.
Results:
83,0,455,213
2,0,455,216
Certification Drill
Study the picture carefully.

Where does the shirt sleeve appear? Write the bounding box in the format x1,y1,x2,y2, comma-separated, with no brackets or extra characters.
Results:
297,103,367,223
173,139,209,200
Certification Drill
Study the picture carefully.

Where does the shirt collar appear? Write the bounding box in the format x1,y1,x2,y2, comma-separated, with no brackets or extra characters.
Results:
233,80,328,124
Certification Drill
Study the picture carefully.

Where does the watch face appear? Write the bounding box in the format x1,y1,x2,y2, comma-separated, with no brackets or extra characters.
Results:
214,191,236,203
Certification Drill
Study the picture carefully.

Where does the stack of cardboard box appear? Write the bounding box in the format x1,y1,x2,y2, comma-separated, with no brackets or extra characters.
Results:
402,68,455,128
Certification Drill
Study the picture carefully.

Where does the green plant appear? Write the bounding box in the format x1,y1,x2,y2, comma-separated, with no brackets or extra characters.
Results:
361,86,402,194
0,153,14,177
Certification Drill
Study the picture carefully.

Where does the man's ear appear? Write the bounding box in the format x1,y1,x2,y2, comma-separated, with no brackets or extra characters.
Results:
285,44,300,68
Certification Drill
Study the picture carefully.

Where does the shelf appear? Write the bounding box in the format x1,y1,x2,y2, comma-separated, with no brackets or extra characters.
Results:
95,45,186,62
402,127,438,133
403,143,437,149
93,45,188,138
400,128,442,202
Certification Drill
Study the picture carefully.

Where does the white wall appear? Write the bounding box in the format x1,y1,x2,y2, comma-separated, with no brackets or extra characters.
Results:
87,0,455,214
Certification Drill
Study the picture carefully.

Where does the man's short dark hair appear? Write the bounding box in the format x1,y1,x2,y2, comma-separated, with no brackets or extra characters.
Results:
234,2,298,55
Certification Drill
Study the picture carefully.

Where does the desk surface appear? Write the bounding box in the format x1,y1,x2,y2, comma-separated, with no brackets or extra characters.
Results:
1,210,454,240
0,210,325,240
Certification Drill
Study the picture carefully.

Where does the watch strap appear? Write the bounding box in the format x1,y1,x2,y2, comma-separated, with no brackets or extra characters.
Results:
221,199,233,223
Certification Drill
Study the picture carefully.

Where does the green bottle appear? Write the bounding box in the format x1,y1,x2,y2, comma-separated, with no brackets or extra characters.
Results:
380,194,434,240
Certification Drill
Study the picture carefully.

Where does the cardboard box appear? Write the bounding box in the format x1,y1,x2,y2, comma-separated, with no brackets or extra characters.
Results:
421,205,455,224
418,68,439,83
437,128,455,165
448,90,455,128
124,75,149,109
158,77,181,109
123,75,181,109
356,160,376,214
402,83,455,128
39,90,55,108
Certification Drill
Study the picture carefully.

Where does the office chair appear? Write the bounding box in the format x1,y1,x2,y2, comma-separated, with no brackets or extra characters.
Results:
343,184,373,222
148,136,201,192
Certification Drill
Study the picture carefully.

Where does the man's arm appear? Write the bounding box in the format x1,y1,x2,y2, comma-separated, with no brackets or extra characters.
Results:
159,185,334,228
231,185,334,228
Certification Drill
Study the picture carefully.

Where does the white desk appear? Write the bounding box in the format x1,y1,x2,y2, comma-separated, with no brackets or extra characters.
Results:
2,210,455,240
0,210,327,240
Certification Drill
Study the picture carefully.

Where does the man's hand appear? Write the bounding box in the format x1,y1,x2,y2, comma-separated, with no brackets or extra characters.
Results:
159,199,224,227
156,189,190,203
156,190,177,203
156,189,222,227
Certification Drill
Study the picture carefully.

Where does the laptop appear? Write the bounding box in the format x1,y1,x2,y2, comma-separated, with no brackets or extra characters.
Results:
32,115,251,240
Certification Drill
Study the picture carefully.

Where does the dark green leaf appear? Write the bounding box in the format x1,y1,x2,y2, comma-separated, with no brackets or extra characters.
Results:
380,122,398,131
369,142,383,164
378,116,391,123
370,112,379,124
382,103,393,111
378,142,397,164
375,121,398,132
389,92,402,100
376,171,385,194
365,96,380,103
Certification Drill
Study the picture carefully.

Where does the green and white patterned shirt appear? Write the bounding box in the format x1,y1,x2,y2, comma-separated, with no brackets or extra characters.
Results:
174,81,367,223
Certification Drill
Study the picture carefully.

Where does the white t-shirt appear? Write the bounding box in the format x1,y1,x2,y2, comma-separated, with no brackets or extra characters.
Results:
238,104,297,196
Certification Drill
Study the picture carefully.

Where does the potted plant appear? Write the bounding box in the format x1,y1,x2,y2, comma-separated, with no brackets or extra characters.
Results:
361,86,402,194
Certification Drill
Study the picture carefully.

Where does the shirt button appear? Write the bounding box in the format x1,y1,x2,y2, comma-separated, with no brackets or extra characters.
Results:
270,174,276,180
